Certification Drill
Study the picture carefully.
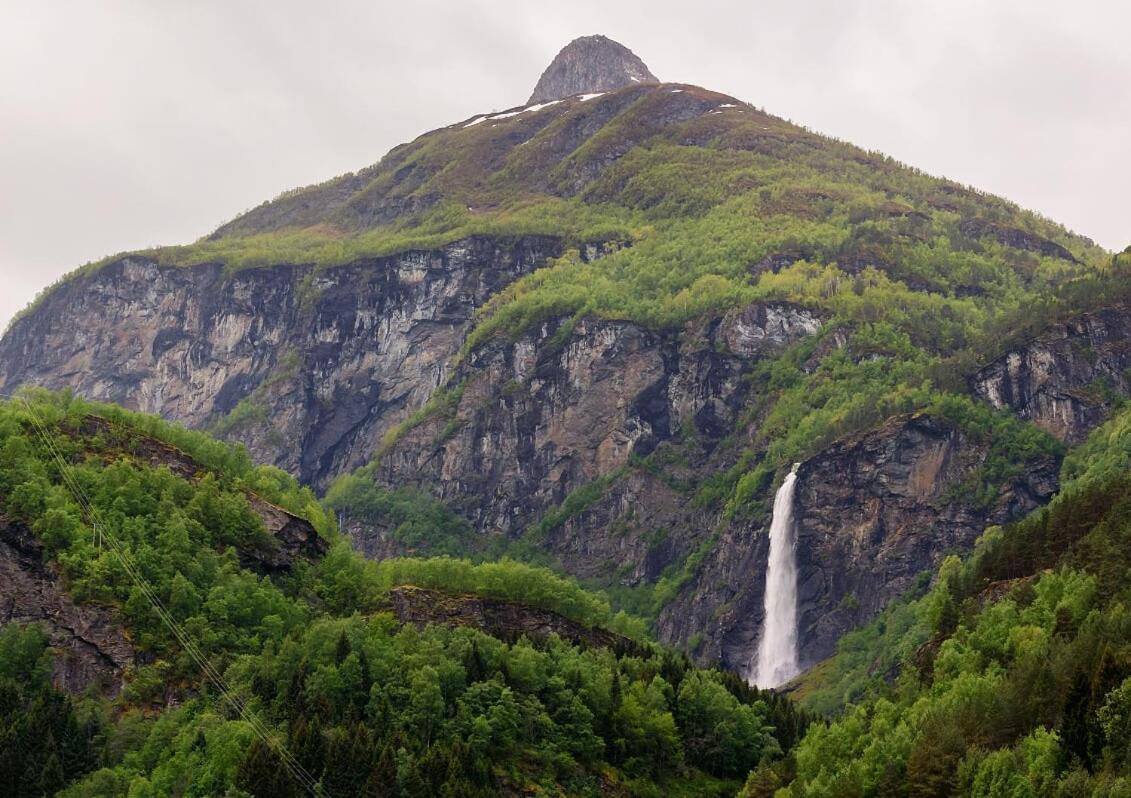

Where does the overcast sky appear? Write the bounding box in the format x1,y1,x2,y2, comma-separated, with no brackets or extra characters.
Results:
2,0,1128,330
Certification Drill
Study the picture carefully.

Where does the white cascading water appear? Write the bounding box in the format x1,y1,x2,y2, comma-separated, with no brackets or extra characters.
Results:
752,464,801,689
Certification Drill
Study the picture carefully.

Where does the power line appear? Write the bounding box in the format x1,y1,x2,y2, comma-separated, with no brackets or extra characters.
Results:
13,394,327,797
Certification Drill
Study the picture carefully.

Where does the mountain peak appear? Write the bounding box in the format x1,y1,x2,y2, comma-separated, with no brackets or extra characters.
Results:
528,35,658,103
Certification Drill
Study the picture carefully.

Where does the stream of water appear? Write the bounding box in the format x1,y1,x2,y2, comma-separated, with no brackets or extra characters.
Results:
752,464,801,688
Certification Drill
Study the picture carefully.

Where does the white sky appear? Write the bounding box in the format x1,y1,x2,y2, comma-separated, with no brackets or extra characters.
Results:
2,0,1128,330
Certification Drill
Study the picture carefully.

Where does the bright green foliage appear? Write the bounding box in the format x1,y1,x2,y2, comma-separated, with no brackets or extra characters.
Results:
325,472,475,557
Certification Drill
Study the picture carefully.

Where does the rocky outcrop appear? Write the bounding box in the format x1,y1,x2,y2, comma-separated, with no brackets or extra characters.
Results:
0,514,135,695
656,414,1060,675
0,418,325,694
528,35,658,103
240,495,328,573
389,586,643,653
971,306,1131,443
0,236,563,488
959,219,1079,263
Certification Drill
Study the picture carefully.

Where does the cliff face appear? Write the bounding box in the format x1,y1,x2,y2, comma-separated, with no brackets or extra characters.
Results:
0,52,1116,683
1,244,1088,675
0,514,135,695
656,414,1060,674
0,236,562,488
366,303,822,566
972,305,1131,443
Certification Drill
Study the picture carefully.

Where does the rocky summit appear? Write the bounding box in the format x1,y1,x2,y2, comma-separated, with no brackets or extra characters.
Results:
528,33,658,102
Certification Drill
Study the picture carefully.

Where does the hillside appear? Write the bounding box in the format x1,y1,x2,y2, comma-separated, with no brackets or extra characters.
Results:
0,391,812,797
749,402,1131,796
1,34,1128,683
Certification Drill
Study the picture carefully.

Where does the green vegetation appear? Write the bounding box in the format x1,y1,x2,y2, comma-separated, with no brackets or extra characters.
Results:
325,474,475,557
0,392,813,796
772,403,1131,795
0,625,101,795
10,86,1120,611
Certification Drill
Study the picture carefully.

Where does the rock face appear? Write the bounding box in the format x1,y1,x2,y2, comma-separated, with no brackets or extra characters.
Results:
971,306,1131,443
0,514,135,695
0,53,1116,683
656,414,1061,674
0,236,562,488
389,586,642,653
369,304,822,565
528,35,658,103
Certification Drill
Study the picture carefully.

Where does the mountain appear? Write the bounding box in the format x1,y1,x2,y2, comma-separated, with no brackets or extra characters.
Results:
528,34,659,103
1,36,1127,688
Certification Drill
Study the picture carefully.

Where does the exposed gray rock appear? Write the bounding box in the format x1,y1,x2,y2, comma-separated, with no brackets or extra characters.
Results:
529,35,658,103
971,305,1131,443
0,236,563,488
373,303,823,561
0,514,135,695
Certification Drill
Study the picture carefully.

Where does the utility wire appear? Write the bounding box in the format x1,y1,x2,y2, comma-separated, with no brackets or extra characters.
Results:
20,399,324,796
14,395,327,797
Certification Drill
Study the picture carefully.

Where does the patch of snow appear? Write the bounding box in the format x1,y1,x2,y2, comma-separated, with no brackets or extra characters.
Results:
670,89,684,93
578,92,605,102
719,103,737,108
473,99,563,125
630,76,640,82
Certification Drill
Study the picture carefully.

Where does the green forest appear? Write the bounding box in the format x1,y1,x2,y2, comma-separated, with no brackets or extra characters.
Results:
9,358,1131,797
0,392,809,797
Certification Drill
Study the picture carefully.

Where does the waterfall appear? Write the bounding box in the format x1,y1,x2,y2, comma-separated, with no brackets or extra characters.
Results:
752,464,801,689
